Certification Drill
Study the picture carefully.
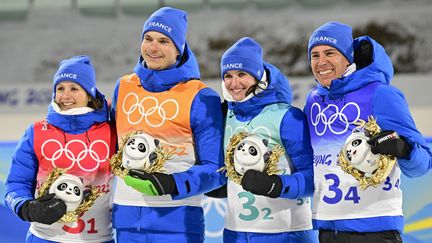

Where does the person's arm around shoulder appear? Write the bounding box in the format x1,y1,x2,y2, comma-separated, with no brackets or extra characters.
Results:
239,106,314,199
171,87,226,200
278,106,314,199
109,79,121,123
372,84,432,177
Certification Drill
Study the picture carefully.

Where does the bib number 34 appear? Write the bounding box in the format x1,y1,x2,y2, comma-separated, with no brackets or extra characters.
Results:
323,173,360,204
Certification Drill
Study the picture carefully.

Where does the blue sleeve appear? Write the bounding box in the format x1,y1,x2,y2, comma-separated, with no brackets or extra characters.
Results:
172,87,226,200
373,84,432,177
4,125,38,216
109,79,120,123
278,107,314,199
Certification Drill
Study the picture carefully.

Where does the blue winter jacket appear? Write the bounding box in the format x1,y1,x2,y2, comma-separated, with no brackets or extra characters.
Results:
227,62,314,199
110,42,225,233
305,35,432,233
4,91,109,215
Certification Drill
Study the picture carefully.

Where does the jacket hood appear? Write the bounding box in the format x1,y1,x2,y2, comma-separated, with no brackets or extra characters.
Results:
228,62,292,118
317,36,394,99
133,42,200,92
46,90,109,133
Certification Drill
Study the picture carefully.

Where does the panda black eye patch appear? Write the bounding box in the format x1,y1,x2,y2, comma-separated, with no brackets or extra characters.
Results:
138,143,147,152
127,138,136,146
352,139,362,147
238,143,245,150
58,183,68,191
249,147,257,156
73,186,81,196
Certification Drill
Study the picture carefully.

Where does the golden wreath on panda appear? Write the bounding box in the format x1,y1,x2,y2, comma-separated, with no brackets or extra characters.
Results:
110,130,171,179
37,167,100,223
338,116,397,190
220,131,284,184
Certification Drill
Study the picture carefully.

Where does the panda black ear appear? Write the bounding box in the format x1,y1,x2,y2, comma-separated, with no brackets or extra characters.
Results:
264,151,272,163
262,139,269,147
154,139,160,147
83,188,92,200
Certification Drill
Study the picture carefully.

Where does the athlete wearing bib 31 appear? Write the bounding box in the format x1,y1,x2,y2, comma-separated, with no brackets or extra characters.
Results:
304,21,432,243
110,7,225,243
218,37,317,243
4,55,117,243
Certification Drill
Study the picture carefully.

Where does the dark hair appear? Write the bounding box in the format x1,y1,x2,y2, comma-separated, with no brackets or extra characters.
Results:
88,93,104,110
245,69,269,98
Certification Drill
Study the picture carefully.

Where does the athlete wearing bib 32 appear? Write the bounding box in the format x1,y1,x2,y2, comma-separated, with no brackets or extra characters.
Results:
304,21,432,243
110,7,225,243
4,55,116,243
219,37,317,243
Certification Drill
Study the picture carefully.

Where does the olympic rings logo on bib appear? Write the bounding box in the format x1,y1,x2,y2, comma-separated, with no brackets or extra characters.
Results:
41,139,110,172
122,93,179,127
310,102,361,136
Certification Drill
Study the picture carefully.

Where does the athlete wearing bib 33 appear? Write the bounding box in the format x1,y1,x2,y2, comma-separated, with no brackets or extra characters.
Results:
110,7,225,243
219,37,317,243
4,55,117,243
304,21,432,243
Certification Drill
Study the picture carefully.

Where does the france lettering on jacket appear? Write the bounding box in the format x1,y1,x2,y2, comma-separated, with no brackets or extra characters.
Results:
223,63,243,70
147,21,172,33
311,36,337,44
55,73,77,81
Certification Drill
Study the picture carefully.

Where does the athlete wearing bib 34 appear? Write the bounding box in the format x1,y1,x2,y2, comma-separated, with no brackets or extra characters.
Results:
219,37,317,243
4,55,117,243
304,21,432,243
110,7,225,243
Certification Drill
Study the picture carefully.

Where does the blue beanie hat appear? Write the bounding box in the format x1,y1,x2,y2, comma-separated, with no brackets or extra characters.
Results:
308,21,354,63
142,7,188,56
53,55,97,98
220,37,264,81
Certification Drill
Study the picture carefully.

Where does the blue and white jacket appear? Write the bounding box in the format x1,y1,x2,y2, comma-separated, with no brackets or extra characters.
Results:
304,36,432,233
223,62,314,234
110,43,225,234
226,62,314,199
5,92,116,242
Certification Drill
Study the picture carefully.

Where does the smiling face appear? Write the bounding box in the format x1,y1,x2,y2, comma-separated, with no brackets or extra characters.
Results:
310,45,350,87
55,81,90,111
223,70,257,101
141,31,179,70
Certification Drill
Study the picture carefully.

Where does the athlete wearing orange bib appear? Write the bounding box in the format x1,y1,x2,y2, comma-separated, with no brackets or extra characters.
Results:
110,7,225,243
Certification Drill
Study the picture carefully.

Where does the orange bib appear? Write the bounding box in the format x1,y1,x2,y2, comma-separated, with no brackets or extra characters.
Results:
115,74,206,169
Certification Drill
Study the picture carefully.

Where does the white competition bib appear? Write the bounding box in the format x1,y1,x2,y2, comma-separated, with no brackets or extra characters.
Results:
225,181,312,233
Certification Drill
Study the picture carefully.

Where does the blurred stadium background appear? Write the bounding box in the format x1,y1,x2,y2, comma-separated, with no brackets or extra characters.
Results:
0,0,431,242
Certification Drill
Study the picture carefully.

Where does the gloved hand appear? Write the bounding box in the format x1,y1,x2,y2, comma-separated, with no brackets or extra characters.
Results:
125,169,178,196
367,130,412,159
241,170,282,198
18,193,67,225
205,184,227,198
